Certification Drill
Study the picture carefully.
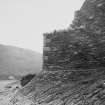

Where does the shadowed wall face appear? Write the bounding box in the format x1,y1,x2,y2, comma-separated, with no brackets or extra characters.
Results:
43,0,105,71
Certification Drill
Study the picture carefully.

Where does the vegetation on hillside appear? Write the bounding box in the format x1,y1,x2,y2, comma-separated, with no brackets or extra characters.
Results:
20,74,36,86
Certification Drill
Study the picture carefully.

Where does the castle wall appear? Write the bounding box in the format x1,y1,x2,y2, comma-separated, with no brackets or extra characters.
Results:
43,30,78,71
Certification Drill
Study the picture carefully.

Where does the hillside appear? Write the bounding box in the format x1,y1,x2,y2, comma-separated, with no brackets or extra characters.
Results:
0,44,42,76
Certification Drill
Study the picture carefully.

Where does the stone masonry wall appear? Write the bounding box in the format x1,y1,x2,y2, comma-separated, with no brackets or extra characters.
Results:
43,0,105,71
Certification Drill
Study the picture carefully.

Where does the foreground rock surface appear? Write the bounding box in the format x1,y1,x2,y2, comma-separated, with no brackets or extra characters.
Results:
8,69,105,105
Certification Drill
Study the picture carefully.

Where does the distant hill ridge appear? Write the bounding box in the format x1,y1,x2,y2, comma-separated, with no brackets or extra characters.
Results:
0,44,42,76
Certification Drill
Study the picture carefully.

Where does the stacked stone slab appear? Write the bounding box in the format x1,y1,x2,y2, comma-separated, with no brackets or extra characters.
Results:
43,0,105,71
43,30,76,71
72,0,105,34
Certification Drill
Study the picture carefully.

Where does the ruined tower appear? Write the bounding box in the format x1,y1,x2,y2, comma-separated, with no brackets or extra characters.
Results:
43,0,105,71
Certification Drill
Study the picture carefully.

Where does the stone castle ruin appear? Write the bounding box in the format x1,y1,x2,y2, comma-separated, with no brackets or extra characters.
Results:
43,0,105,71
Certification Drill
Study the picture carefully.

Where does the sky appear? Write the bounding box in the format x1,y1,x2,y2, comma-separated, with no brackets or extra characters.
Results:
0,0,85,53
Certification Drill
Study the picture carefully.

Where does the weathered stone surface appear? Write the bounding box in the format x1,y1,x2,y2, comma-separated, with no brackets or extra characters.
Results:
43,0,105,71
10,69,105,105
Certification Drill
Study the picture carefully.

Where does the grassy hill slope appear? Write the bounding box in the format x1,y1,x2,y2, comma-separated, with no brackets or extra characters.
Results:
0,44,42,76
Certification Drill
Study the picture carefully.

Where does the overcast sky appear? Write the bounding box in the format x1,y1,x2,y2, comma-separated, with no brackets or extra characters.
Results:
0,0,85,53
